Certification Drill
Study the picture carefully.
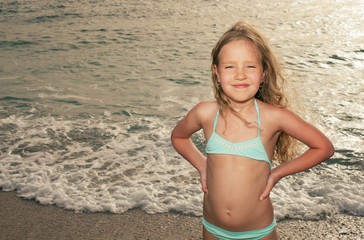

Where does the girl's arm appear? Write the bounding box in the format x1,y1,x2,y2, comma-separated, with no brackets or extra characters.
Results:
171,103,209,194
260,108,335,201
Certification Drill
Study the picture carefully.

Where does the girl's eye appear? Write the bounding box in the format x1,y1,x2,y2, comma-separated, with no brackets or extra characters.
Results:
225,66,234,69
247,65,256,68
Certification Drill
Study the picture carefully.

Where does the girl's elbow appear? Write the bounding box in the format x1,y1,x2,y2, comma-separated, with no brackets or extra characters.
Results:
171,129,179,145
321,140,335,161
170,128,188,148
327,142,335,159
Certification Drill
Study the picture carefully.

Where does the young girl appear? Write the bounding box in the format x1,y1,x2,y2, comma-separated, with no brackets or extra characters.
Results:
171,21,334,239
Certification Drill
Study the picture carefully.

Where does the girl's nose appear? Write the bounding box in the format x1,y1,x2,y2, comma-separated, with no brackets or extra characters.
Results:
235,68,246,80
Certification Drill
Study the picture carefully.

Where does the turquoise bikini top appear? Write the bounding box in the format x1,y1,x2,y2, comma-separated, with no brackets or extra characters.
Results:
206,99,272,168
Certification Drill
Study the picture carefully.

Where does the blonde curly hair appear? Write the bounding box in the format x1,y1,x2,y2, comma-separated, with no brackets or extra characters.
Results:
211,21,299,164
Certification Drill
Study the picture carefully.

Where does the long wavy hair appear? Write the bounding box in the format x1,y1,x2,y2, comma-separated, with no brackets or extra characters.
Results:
211,21,299,164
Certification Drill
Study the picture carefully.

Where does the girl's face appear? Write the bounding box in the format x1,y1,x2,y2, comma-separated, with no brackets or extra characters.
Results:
214,38,264,105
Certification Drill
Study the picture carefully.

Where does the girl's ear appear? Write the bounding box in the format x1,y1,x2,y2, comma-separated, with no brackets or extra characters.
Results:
213,65,220,82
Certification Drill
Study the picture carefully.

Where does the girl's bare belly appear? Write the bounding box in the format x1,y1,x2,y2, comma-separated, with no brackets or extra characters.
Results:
203,155,274,232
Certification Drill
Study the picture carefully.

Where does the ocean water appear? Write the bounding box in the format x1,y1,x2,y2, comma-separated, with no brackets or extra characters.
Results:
0,0,363,220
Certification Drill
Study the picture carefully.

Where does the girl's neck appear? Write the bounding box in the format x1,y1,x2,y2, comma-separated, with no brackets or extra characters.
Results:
229,98,255,114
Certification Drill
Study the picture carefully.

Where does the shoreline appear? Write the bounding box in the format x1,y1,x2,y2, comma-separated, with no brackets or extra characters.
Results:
1,191,363,240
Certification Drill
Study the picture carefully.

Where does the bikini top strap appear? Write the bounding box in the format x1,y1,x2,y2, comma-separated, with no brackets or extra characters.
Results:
254,99,261,126
254,99,263,137
212,109,219,132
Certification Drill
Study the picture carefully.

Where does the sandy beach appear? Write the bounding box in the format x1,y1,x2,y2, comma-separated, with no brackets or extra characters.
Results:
0,191,363,240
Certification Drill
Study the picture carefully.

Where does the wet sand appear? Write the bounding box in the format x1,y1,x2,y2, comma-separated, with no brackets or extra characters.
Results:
1,191,363,240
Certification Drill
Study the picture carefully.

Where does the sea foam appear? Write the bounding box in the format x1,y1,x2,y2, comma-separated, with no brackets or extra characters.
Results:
1,113,363,220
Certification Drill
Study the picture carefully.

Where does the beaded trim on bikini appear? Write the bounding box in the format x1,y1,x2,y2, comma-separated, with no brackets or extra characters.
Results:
210,134,260,150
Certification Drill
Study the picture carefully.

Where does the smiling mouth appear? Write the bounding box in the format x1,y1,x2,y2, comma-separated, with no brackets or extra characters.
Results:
232,83,249,88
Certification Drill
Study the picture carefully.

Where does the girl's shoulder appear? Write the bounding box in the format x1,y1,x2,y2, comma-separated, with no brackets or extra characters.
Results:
194,101,219,111
189,101,219,124
257,100,301,127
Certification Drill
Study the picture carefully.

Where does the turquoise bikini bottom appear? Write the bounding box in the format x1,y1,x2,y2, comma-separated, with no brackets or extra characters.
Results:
203,217,276,240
